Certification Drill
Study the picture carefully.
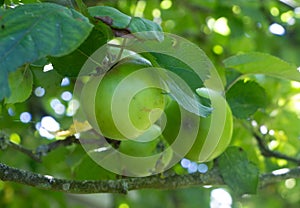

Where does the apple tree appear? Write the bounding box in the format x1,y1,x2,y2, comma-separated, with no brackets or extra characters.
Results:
0,0,300,207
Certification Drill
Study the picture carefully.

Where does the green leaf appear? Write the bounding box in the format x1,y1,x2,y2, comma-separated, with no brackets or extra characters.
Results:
88,6,131,29
223,52,300,82
73,155,116,180
31,66,63,95
141,51,212,117
226,80,267,119
128,17,163,41
142,52,211,117
145,53,204,91
0,3,93,99
225,68,242,89
218,146,259,196
5,67,33,104
49,28,108,77
88,6,163,41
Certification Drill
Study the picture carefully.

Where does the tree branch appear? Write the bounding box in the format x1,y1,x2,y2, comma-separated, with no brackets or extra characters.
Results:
0,163,299,194
0,135,80,162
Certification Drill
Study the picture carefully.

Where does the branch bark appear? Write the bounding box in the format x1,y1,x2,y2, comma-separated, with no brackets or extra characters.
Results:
0,163,299,194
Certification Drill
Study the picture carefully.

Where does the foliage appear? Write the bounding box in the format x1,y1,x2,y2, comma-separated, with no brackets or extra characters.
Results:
1,0,300,207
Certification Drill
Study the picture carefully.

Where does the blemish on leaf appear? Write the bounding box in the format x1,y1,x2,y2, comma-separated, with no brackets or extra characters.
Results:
94,16,113,26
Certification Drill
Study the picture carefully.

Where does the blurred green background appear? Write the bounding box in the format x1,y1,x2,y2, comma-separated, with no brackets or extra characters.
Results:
1,0,300,207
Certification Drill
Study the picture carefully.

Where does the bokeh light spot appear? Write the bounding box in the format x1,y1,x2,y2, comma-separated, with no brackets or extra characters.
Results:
180,158,191,168
188,162,198,173
160,0,172,10
34,86,45,97
43,63,53,72
260,125,268,135
61,91,72,101
198,163,208,173
270,7,279,16
41,116,60,132
213,45,224,55
213,17,231,36
66,99,80,117
285,178,296,189
232,5,241,14
269,23,285,36
118,203,130,208
210,188,232,208
8,107,15,116
37,116,60,139
61,77,70,86
10,133,21,144
152,8,161,18
20,112,32,123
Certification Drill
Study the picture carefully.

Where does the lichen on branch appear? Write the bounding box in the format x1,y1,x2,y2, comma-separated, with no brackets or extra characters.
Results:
0,163,299,194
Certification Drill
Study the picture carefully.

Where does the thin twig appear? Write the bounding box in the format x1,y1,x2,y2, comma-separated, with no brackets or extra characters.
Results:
242,121,300,165
8,142,41,162
0,135,80,162
35,136,80,157
252,131,300,165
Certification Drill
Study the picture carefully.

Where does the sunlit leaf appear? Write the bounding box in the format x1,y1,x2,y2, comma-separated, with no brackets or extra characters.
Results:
0,3,93,99
128,17,163,41
223,52,300,82
55,120,92,137
5,67,33,104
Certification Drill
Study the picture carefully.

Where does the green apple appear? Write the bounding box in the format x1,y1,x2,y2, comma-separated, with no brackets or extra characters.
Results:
81,57,167,140
162,88,233,162
118,125,173,176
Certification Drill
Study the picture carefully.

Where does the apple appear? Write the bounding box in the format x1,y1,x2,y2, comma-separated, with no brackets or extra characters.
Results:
81,57,167,140
118,126,173,176
162,88,233,162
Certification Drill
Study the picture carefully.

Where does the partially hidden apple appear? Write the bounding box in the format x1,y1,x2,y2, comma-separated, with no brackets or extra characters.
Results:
117,124,173,176
81,57,167,140
162,88,233,162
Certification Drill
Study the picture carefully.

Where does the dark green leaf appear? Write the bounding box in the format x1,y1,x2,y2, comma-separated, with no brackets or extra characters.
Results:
0,0,4,6
218,146,259,196
223,52,300,82
226,80,267,119
49,28,108,77
146,53,204,91
31,66,63,94
0,3,93,99
225,68,242,90
73,155,116,180
143,53,211,117
5,68,33,104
